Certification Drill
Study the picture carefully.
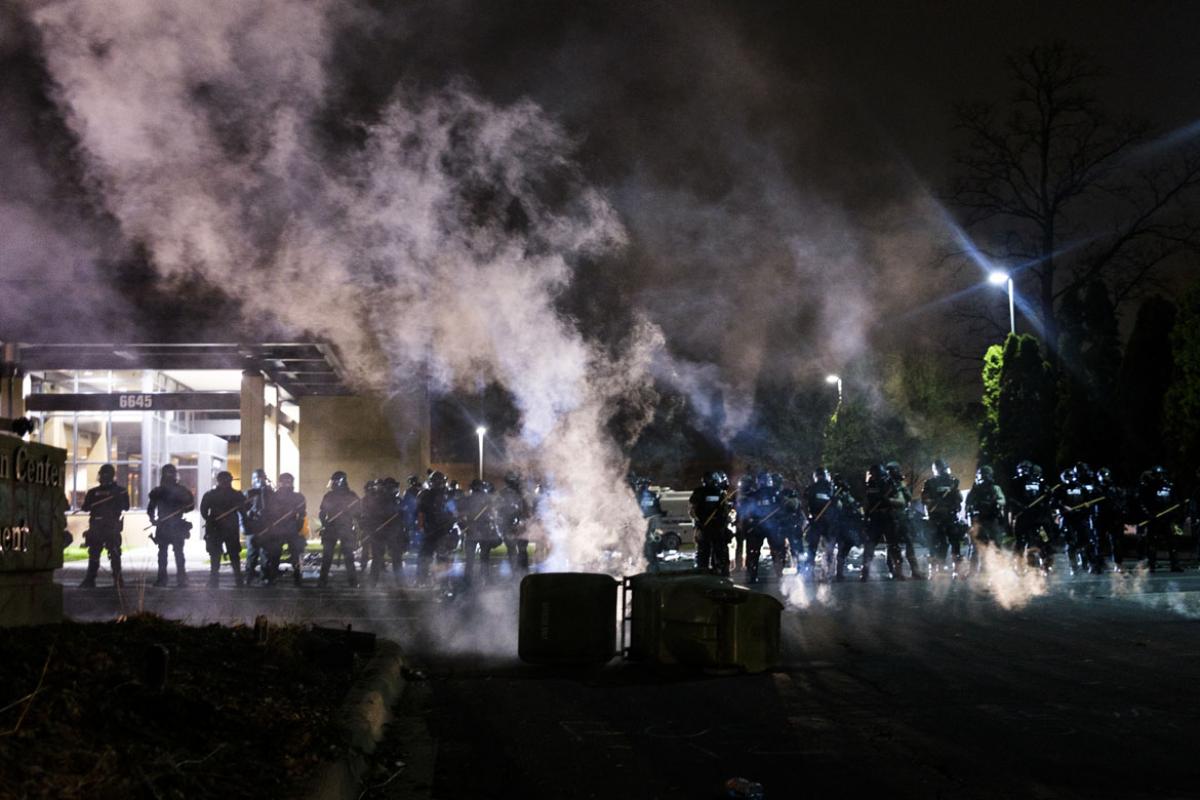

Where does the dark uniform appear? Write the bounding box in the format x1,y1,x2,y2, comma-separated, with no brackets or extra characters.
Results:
318,471,361,587
460,480,502,585
1053,463,1100,575
199,471,245,587
886,463,925,579
745,472,786,584
1095,468,1127,570
416,471,458,584
79,464,130,588
803,468,839,576
363,477,405,586
147,464,195,587
497,474,530,576
831,476,861,580
1009,461,1054,571
636,478,667,571
690,472,732,576
264,473,306,585
921,459,962,572
964,465,1006,574
862,464,903,581
1136,466,1183,572
242,470,273,584
733,475,758,572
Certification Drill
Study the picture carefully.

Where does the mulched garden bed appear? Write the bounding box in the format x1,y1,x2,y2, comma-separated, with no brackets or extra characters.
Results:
0,614,367,800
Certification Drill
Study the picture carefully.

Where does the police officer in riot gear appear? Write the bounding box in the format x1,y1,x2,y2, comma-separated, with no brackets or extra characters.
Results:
147,463,195,587
862,463,903,581
803,467,839,578
1009,460,1054,571
921,459,963,574
1054,463,1101,575
1095,467,1127,571
745,471,786,584
242,469,273,584
200,471,245,588
886,462,925,579
1137,466,1183,572
79,464,130,588
318,470,360,587
830,475,862,580
459,479,502,586
363,476,404,587
264,472,307,585
733,474,758,573
497,472,531,576
416,470,458,584
965,465,1006,574
690,471,733,576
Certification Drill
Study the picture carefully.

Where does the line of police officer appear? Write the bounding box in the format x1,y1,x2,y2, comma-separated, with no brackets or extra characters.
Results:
79,465,535,589
672,460,1198,582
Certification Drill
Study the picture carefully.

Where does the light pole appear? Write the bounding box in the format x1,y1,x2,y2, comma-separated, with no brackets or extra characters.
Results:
475,426,487,480
825,374,842,405
988,270,1015,336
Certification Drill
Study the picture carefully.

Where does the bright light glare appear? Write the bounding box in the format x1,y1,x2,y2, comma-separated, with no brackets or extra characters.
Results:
988,271,1009,286
825,374,840,384
476,426,488,436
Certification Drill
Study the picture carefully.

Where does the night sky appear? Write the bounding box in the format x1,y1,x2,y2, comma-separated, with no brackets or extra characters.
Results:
2,0,1198,383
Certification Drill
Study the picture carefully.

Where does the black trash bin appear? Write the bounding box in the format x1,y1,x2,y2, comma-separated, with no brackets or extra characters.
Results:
519,572,619,665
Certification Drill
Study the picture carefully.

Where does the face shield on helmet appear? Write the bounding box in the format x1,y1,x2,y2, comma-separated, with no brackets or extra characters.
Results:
813,466,830,484
251,469,271,491
428,471,447,490
976,465,994,484
1015,460,1033,479
932,459,950,478
329,471,348,490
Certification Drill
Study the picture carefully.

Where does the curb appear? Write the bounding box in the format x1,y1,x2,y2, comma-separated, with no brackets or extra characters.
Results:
305,639,407,800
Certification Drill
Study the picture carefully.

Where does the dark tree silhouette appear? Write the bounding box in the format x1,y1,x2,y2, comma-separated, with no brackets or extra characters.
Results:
1163,283,1200,472
949,42,1200,356
1118,295,1178,477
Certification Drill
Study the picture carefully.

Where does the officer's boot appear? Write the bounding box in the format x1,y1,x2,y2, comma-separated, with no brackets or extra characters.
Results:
208,561,220,588
80,552,100,588
887,545,905,581
111,555,124,588
231,556,244,588
175,546,188,587
154,545,169,587
907,545,926,580
1169,547,1183,572
345,545,360,588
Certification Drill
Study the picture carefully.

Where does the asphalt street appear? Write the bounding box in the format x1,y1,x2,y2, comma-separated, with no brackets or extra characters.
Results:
58,557,1200,800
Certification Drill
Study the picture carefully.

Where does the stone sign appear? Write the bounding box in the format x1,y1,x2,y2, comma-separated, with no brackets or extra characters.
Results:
0,435,67,626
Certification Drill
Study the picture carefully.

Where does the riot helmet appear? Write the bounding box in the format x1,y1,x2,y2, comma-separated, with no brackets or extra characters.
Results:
1015,460,1034,479
975,465,994,484
1074,462,1094,483
98,463,116,486
160,463,178,486
215,470,233,487
866,463,886,484
470,478,486,493
329,470,349,490
251,469,271,491
380,477,399,493
504,471,522,491
407,475,421,488
364,478,379,495
757,471,775,491
1149,465,1169,482
1096,467,1113,486
885,461,903,482
932,458,951,478
428,470,447,490
813,466,831,484
737,474,758,494
702,471,720,489
277,473,295,492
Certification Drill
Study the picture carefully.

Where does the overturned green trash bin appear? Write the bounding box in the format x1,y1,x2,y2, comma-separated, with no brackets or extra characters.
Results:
625,572,783,673
519,572,619,665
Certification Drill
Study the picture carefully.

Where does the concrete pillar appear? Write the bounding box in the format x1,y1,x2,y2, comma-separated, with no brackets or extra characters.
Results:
0,343,24,421
240,370,266,485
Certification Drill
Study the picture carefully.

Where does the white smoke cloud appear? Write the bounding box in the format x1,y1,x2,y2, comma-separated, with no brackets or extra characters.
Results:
28,0,651,568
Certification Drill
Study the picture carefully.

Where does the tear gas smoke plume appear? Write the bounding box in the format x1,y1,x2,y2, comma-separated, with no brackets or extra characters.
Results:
27,0,651,568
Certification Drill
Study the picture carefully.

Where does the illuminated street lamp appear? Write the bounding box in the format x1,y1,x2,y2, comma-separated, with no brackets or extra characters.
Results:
988,270,1015,335
476,426,487,480
825,374,842,405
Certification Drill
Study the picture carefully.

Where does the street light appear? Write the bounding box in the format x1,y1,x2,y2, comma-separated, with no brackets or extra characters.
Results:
988,270,1015,336
825,374,842,405
475,426,487,480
